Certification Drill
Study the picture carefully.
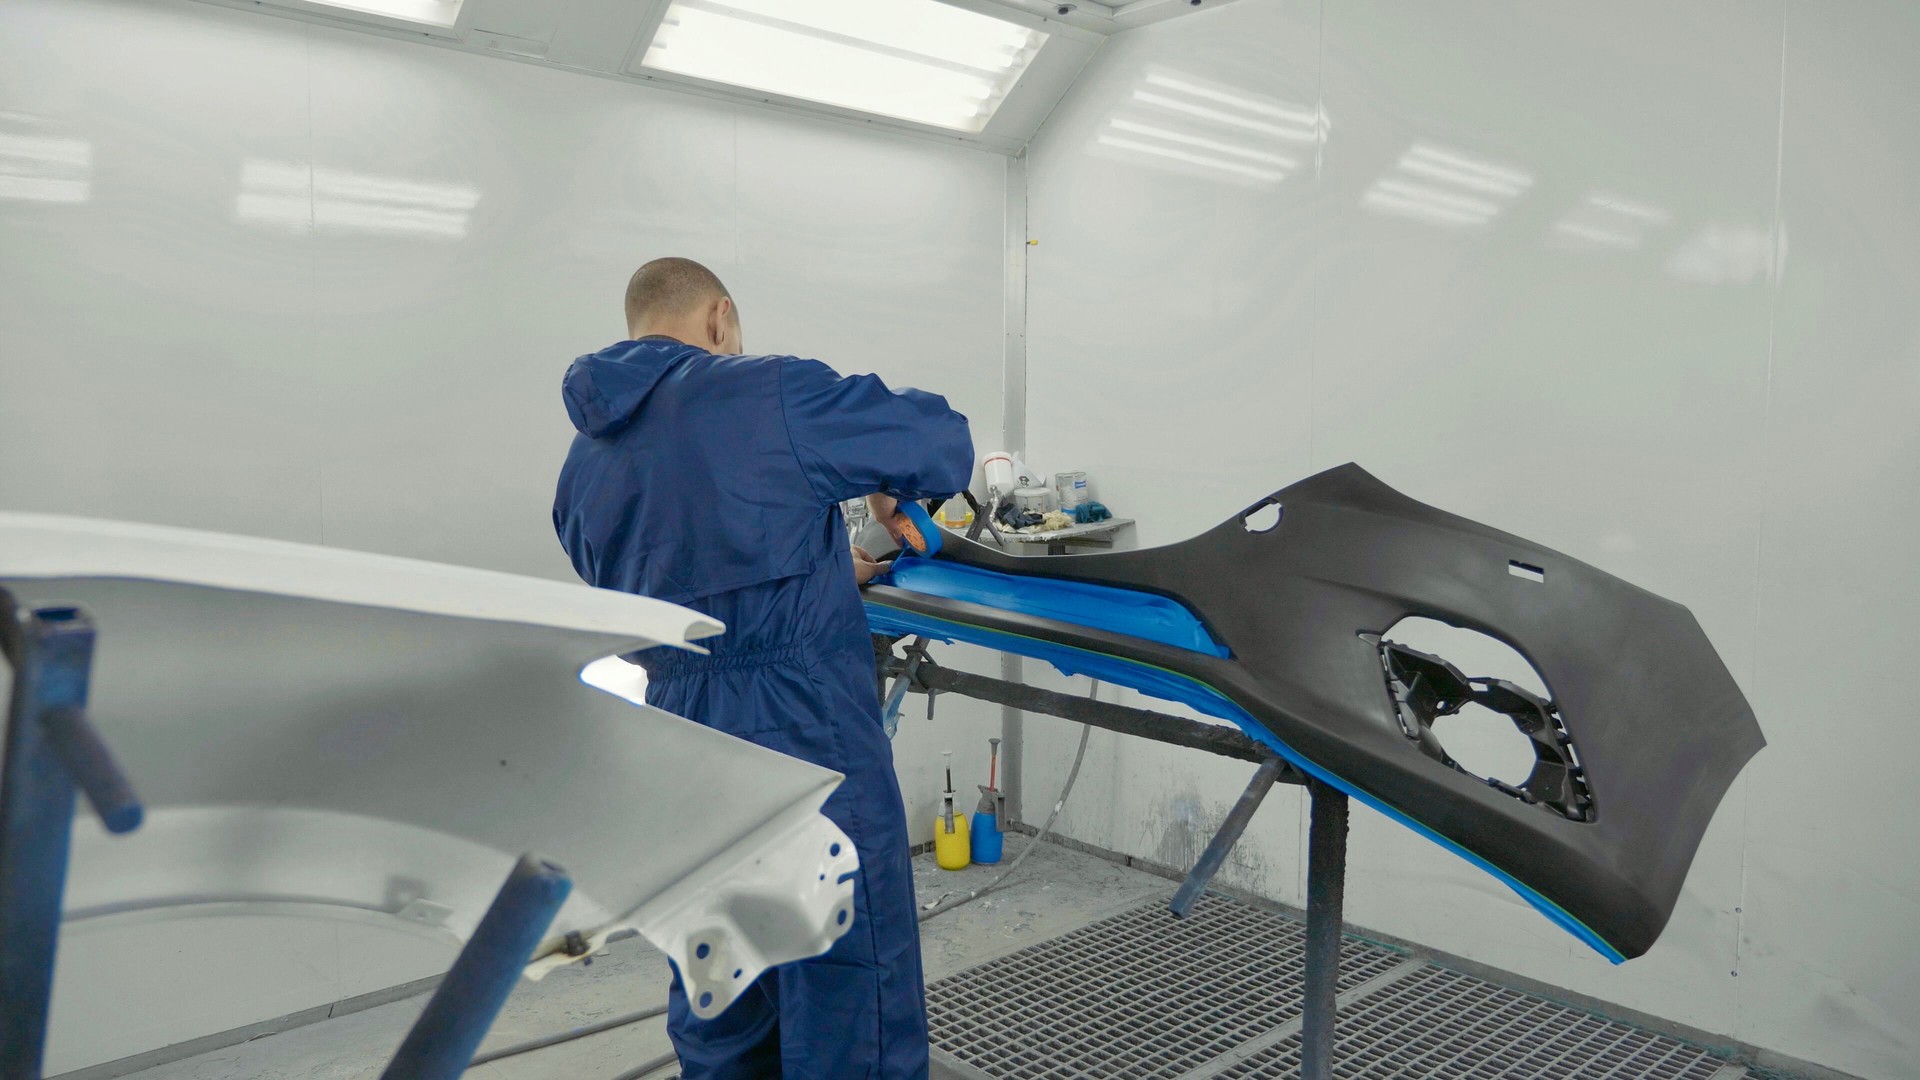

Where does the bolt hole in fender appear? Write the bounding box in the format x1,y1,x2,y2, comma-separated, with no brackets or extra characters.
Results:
865,464,1762,960
1242,499,1283,533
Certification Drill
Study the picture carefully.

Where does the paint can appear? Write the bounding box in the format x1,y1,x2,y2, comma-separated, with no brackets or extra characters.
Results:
1013,486,1054,515
1053,471,1089,509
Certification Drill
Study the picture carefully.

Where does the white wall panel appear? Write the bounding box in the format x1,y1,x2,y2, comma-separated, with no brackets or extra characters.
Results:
0,0,324,542
0,0,1003,577
0,0,1007,1068
1308,0,1782,1044
1025,1,1914,1076
1019,0,1326,916
1736,4,1920,1077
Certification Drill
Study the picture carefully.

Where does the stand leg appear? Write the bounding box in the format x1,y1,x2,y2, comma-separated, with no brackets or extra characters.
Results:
1300,780,1349,1080
381,854,572,1080
1170,758,1283,918
0,599,101,1080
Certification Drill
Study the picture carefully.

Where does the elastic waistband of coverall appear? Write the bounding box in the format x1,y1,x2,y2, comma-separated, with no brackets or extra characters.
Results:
637,643,811,678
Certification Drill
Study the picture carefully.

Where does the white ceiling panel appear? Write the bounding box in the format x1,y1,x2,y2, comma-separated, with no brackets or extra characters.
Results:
175,0,1243,154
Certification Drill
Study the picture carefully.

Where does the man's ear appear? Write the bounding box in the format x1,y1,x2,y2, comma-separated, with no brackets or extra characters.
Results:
710,297,739,353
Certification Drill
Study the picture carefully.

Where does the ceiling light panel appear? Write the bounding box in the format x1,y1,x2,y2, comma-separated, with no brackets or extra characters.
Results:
641,0,1047,133
253,0,465,34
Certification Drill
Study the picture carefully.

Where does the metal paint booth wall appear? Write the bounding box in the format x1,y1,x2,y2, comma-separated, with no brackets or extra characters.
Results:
1019,2,1917,1078
0,0,1007,1068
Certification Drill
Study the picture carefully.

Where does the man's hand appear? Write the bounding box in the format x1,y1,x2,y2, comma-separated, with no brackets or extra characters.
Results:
867,494,909,546
852,545,884,586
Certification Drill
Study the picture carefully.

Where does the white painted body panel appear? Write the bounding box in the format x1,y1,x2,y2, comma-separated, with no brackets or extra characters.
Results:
1,515,854,1069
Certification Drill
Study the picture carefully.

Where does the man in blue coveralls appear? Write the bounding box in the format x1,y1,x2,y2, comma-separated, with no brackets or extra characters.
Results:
553,257,974,1078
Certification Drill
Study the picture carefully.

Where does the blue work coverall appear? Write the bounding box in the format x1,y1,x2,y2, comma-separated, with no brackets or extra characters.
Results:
553,336,973,1078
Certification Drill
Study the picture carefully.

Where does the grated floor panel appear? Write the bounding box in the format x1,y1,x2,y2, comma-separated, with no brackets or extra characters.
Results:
927,897,1403,1079
1214,964,1727,1079
929,893,1743,1080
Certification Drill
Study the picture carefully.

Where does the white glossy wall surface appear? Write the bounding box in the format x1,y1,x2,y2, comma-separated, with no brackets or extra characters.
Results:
0,0,1007,1068
1023,2,1917,1077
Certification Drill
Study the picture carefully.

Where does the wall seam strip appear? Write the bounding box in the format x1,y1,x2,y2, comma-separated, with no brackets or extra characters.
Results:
1734,0,1793,1017
1000,150,1030,821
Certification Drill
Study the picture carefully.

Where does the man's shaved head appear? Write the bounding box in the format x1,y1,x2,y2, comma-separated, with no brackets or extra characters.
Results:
625,257,733,333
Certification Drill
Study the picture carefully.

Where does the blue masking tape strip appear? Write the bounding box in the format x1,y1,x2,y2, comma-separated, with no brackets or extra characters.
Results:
865,596,1627,965
881,559,1230,659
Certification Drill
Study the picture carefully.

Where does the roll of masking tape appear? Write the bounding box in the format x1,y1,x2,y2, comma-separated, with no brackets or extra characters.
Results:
896,500,942,557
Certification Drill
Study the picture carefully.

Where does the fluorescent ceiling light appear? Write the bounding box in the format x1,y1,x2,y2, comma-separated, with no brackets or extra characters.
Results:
264,0,463,31
642,0,1046,133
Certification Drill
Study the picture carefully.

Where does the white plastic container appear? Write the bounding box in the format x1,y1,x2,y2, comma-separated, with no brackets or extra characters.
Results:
1013,486,1054,515
1053,471,1089,509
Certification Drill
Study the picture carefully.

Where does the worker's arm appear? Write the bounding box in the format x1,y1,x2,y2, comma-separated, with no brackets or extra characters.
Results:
780,358,974,506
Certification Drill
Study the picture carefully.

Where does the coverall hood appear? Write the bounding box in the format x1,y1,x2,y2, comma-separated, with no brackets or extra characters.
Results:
561,338,687,439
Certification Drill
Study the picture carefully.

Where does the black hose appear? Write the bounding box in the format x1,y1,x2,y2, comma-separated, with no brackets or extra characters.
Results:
467,1004,667,1068
919,682,1098,922
607,1050,680,1080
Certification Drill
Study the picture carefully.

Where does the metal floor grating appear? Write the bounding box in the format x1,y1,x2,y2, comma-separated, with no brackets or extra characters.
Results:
1212,964,1728,1079
926,896,1404,1078
929,893,1744,1080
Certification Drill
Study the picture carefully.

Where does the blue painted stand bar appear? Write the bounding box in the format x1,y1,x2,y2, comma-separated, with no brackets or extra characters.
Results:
875,637,1350,1080
0,591,144,1080
1300,781,1351,1080
0,588,579,1080
1168,757,1287,918
380,854,573,1080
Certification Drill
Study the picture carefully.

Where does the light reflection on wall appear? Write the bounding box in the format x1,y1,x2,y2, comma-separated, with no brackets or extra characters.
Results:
236,160,480,239
1093,67,1322,187
1550,192,1670,251
1664,224,1778,285
0,128,93,204
1361,142,1532,229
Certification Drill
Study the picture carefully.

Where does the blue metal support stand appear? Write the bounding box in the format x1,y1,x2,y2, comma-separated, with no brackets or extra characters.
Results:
876,639,1349,1080
380,854,573,1080
1299,779,1350,1080
0,590,144,1080
1169,757,1287,918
